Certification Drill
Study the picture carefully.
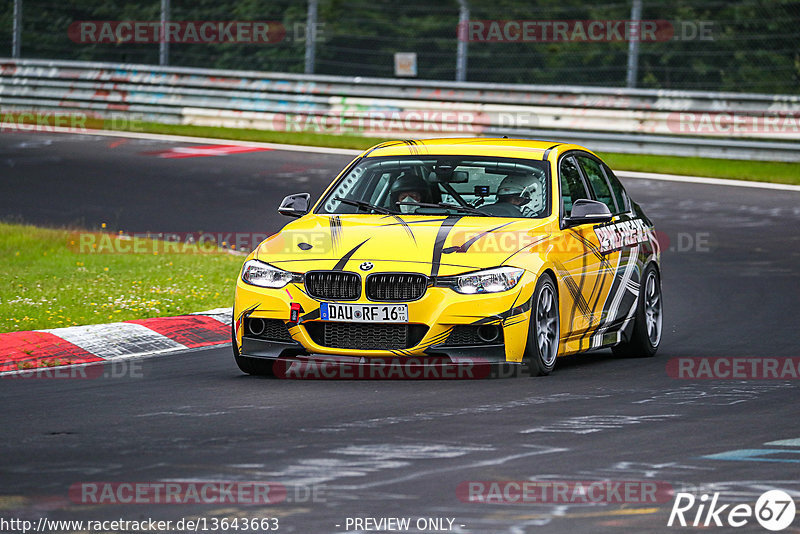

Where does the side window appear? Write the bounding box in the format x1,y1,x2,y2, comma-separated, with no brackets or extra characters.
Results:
559,156,590,217
577,156,617,213
602,164,630,213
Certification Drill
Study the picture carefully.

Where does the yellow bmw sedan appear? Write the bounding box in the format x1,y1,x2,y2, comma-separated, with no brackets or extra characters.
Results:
232,138,662,377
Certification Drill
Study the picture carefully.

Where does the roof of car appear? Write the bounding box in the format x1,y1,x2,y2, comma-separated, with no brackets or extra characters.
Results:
360,138,594,160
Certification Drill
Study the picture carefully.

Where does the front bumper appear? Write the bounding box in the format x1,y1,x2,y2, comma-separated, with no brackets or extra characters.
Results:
233,269,536,364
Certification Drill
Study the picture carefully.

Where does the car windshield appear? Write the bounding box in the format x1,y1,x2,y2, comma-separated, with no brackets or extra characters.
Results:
317,156,550,218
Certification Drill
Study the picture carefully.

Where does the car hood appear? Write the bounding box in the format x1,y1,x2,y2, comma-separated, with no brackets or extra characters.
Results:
254,214,553,276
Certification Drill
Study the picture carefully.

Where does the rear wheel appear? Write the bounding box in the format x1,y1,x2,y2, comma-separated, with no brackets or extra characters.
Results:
524,274,560,376
232,324,274,376
613,264,662,358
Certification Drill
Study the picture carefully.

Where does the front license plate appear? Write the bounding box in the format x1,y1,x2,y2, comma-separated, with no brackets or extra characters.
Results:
320,302,407,323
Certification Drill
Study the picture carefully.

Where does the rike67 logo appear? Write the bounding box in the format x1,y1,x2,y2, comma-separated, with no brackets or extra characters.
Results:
668,490,796,531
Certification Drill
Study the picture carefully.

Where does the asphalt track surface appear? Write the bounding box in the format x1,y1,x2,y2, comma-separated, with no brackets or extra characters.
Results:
1,132,799,533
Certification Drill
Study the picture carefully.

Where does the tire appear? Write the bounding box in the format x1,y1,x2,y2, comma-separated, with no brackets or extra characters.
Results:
524,274,560,376
612,263,662,358
231,324,275,376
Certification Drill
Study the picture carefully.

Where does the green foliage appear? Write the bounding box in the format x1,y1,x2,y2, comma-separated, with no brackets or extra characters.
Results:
1,0,797,92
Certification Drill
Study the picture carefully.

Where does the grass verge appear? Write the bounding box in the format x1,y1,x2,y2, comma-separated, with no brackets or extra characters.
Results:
597,152,800,186
0,222,242,333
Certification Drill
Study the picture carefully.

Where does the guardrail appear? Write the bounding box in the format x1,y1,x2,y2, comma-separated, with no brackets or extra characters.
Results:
1,58,799,161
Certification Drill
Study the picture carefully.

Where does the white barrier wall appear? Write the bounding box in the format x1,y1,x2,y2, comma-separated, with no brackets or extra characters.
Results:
1,58,799,161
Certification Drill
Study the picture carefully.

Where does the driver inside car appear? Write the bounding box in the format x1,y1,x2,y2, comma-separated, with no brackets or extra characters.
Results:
390,174,433,213
478,174,540,217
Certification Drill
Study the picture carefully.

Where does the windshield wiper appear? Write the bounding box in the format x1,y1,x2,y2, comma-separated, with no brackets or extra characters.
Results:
397,201,491,217
334,197,396,215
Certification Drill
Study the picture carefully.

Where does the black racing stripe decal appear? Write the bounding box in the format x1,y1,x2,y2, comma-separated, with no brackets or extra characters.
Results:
554,262,592,325
500,235,550,265
332,239,370,271
571,272,592,340
443,222,513,254
237,303,259,324
381,218,449,226
329,215,342,251
418,329,453,349
576,226,638,347
387,215,416,244
587,244,637,345
542,143,561,161
404,139,419,156
568,228,612,269
235,304,260,344
430,216,463,277
567,228,617,349
471,316,503,326
577,252,615,347
508,299,533,318
299,308,320,322
470,298,533,326
362,141,405,158
566,234,589,352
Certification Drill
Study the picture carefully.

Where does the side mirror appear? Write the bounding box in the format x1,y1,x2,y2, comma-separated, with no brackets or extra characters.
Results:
278,193,311,218
564,199,613,227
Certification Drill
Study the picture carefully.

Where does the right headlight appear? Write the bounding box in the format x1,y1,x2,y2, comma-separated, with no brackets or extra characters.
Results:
437,266,525,294
241,259,302,288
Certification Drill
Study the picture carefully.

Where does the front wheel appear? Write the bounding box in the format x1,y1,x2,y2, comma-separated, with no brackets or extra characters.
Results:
613,264,662,358
232,324,274,376
524,274,560,376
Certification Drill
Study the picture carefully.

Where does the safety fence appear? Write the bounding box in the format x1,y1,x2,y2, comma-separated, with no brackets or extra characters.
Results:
1,59,799,161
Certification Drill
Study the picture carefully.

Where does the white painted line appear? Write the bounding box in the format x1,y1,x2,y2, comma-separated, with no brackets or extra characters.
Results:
617,170,800,192
37,322,185,360
765,438,800,447
40,127,800,191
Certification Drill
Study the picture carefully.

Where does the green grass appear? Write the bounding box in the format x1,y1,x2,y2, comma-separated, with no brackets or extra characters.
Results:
109,120,800,186
118,120,387,151
597,152,800,186
0,222,243,333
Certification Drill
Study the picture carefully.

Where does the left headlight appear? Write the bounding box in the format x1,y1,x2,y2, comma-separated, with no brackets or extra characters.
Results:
241,259,301,288
438,266,525,294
